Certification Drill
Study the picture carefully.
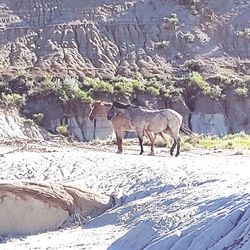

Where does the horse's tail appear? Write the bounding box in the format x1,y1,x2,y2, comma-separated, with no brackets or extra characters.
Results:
180,123,194,136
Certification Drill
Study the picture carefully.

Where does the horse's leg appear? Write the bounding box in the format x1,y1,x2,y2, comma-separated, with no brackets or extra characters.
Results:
168,126,181,157
146,130,155,156
167,130,177,156
175,136,181,157
115,130,123,154
136,128,144,155
159,131,170,147
170,139,177,156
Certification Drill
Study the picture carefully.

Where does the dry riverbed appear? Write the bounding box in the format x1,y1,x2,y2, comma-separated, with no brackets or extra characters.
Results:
1,139,250,249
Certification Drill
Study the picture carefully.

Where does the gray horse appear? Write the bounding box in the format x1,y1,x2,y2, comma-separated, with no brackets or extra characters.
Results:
107,101,192,157
89,100,170,155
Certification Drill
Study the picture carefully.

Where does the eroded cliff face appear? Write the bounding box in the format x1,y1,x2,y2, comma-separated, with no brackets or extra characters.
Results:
0,0,249,77
0,0,250,138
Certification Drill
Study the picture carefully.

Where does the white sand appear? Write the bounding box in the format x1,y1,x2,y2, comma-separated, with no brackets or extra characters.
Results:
0,144,250,249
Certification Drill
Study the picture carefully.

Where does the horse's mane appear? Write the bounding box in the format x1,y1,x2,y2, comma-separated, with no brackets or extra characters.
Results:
93,100,112,106
113,101,136,109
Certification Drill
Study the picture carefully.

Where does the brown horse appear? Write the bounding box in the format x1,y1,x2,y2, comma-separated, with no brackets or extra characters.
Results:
107,101,193,157
89,101,170,155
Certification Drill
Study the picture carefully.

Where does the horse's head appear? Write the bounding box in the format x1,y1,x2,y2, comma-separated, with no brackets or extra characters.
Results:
89,101,110,121
107,101,134,120
107,104,117,121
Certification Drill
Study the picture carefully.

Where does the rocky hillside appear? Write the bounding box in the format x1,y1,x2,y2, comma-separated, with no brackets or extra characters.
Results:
0,0,249,77
0,0,250,139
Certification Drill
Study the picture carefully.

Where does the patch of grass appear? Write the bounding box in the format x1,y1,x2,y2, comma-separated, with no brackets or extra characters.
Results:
113,81,134,96
1,93,26,108
219,69,243,85
85,77,114,94
16,69,32,79
131,79,146,91
187,72,222,98
112,78,148,96
182,132,250,150
56,125,68,135
146,86,160,96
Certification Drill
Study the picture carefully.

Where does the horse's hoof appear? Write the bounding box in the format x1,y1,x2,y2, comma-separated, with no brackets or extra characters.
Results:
139,151,144,155
175,153,179,157
170,152,173,156
116,151,123,154
148,152,155,156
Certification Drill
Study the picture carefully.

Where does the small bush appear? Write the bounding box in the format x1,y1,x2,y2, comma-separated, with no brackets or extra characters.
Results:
113,81,134,96
146,86,160,96
131,79,146,91
182,32,195,43
237,28,250,39
187,72,222,98
56,125,68,135
163,13,179,29
1,93,26,108
32,113,44,124
162,84,183,98
112,78,146,96
85,77,114,93
74,89,93,103
16,69,32,79
234,86,248,97
29,76,92,104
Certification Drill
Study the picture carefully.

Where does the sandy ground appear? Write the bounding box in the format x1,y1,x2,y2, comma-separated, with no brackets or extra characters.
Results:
0,139,250,249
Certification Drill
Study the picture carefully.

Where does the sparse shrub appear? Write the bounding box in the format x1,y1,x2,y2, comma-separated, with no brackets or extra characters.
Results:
209,85,223,98
131,79,146,91
146,86,160,96
184,59,204,71
237,28,250,39
0,61,6,73
1,93,26,108
56,125,68,135
187,72,208,88
16,69,32,79
29,76,92,104
234,86,248,97
182,32,195,43
113,81,134,96
0,80,10,93
112,77,146,95
187,72,222,98
85,77,114,93
162,84,183,98
154,41,170,49
74,89,93,103
163,13,179,29
32,113,44,124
